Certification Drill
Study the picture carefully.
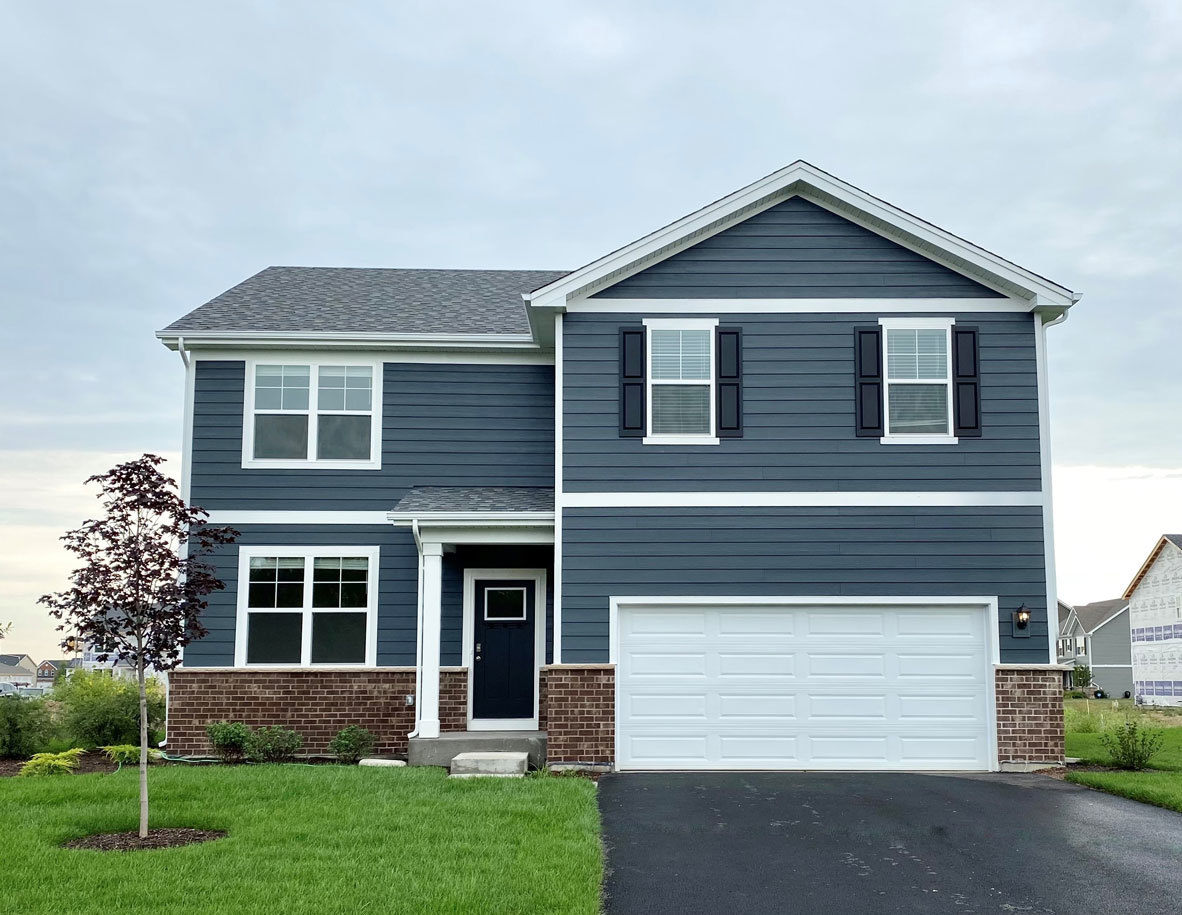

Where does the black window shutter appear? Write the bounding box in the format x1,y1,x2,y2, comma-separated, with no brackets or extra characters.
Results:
854,326,884,437
952,326,982,437
619,326,646,437
716,326,743,438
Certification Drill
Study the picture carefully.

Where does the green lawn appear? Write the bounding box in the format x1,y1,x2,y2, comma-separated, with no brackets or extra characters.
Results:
1064,706,1182,814
0,765,601,915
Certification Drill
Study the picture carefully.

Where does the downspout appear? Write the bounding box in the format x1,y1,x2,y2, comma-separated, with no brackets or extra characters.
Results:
176,335,190,368
406,519,424,739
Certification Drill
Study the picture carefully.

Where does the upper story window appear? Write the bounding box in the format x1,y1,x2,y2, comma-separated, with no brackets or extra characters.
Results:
243,360,382,469
236,547,379,667
643,318,718,445
879,318,957,445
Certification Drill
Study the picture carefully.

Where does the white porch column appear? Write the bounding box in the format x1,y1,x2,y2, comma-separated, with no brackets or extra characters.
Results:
418,541,444,739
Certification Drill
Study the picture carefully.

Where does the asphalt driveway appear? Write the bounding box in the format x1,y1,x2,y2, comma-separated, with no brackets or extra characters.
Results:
599,772,1182,914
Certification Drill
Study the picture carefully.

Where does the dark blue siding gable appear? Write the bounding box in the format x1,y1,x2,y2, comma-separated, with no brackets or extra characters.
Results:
563,311,1041,492
190,360,554,511
592,197,1004,299
561,506,1049,666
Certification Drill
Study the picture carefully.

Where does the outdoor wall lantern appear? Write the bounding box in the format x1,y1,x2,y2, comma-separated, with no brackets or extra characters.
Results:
1011,604,1032,638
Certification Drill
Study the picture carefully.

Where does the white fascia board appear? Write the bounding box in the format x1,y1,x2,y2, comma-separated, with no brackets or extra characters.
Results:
565,298,1033,314
525,160,1077,310
386,512,555,524
205,510,392,525
561,491,1043,508
189,347,552,366
156,330,542,353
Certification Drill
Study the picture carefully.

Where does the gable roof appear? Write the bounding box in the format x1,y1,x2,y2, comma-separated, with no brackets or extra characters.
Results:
1123,535,1182,599
0,654,36,674
1073,599,1129,634
158,267,568,346
526,160,1078,315
1057,600,1074,629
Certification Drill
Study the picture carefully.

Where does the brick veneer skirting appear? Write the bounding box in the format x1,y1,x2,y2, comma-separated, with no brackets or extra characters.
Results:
168,667,471,758
543,664,615,766
995,667,1065,766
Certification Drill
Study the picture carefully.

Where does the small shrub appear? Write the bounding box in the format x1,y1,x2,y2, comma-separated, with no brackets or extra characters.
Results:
329,725,375,764
1066,690,1086,699
99,744,162,765
1064,707,1099,734
206,721,250,762
245,726,303,763
1072,665,1092,689
52,670,165,747
1099,718,1165,770
18,747,85,777
0,696,54,758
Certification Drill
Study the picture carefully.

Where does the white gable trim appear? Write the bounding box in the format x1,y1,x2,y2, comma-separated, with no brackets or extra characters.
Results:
525,161,1077,313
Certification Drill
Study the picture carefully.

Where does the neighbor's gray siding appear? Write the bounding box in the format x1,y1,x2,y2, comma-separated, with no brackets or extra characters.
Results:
185,524,417,667
563,311,1040,491
190,360,553,511
1090,609,1133,696
187,530,555,670
561,506,1050,665
592,197,1003,299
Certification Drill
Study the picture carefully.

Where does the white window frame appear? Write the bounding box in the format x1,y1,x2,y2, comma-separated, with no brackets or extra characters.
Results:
234,545,380,667
241,357,383,470
878,317,958,446
642,317,719,446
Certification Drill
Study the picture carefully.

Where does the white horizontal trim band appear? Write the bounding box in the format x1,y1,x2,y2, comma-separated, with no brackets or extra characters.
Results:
205,511,392,525
563,298,1033,314
561,491,1043,508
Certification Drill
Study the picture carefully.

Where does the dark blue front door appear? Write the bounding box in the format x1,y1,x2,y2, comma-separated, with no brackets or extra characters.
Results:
473,579,536,721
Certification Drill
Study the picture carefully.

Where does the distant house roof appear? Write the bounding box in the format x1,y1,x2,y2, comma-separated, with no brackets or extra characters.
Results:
0,654,36,677
391,486,555,516
159,267,569,338
1072,599,1129,634
1123,535,1182,599
1057,600,1074,629
38,659,68,672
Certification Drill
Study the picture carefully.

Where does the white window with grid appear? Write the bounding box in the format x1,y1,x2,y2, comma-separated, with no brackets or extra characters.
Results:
643,317,718,445
879,317,957,444
243,359,382,468
235,546,379,667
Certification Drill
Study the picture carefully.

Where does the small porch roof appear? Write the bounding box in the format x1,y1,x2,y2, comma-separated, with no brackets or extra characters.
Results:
388,486,554,523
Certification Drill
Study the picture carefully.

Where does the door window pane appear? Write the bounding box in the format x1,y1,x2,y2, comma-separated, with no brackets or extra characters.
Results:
246,612,302,663
887,384,949,434
254,414,309,459
311,612,367,663
485,587,527,621
651,385,711,435
317,415,371,460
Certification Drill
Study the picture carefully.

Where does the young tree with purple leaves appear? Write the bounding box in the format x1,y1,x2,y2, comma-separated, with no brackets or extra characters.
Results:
40,454,237,838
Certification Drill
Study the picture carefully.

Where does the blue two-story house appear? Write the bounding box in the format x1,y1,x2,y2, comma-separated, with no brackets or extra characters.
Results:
159,161,1075,771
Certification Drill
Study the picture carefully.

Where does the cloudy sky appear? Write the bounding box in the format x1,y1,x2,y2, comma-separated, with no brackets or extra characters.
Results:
2,1,1180,661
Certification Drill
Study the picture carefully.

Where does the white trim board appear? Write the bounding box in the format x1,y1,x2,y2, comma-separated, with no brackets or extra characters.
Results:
462,568,547,731
561,491,1044,508
609,594,1002,772
564,298,1034,314
553,312,564,665
187,348,553,366
206,511,392,526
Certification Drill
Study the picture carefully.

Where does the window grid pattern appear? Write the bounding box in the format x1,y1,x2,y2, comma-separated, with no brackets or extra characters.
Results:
251,363,376,463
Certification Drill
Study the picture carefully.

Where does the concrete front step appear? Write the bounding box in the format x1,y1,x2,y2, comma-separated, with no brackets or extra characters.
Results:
408,730,547,769
450,751,529,778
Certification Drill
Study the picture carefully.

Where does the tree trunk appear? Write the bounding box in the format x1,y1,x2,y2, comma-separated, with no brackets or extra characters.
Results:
138,657,149,839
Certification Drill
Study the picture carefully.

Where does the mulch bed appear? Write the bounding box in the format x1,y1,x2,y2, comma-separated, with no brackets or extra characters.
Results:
63,828,227,852
1039,763,1133,780
0,752,119,778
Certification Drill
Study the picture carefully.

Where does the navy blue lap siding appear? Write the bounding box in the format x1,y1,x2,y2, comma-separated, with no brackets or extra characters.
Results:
561,507,1049,665
563,311,1039,492
190,361,554,511
591,197,1003,299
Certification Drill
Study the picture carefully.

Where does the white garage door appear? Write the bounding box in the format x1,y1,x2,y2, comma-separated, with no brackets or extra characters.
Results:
616,602,993,771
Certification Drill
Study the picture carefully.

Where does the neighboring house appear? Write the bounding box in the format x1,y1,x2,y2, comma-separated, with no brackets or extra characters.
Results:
78,643,164,683
157,161,1078,771
36,659,69,686
0,654,38,687
1124,534,1182,707
1056,599,1132,697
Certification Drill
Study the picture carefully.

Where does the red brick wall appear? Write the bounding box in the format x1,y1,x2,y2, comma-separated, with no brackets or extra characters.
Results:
543,665,614,766
995,668,1065,765
167,668,468,758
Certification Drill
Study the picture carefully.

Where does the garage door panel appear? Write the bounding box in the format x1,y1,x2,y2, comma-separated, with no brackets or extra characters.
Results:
617,602,992,771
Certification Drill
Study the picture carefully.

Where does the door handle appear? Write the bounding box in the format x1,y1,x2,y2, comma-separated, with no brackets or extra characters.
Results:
475,642,481,662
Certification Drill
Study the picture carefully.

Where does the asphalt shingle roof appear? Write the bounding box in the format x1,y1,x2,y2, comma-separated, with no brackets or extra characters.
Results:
1166,534,1182,550
1073,599,1128,634
162,267,570,336
392,486,554,514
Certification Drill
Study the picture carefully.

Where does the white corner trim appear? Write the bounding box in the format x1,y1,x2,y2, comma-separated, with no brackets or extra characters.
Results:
560,491,1044,508
879,435,959,446
553,312,564,665
206,511,393,525
642,436,721,447
1034,310,1063,663
233,544,380,668
566,298,1032,315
